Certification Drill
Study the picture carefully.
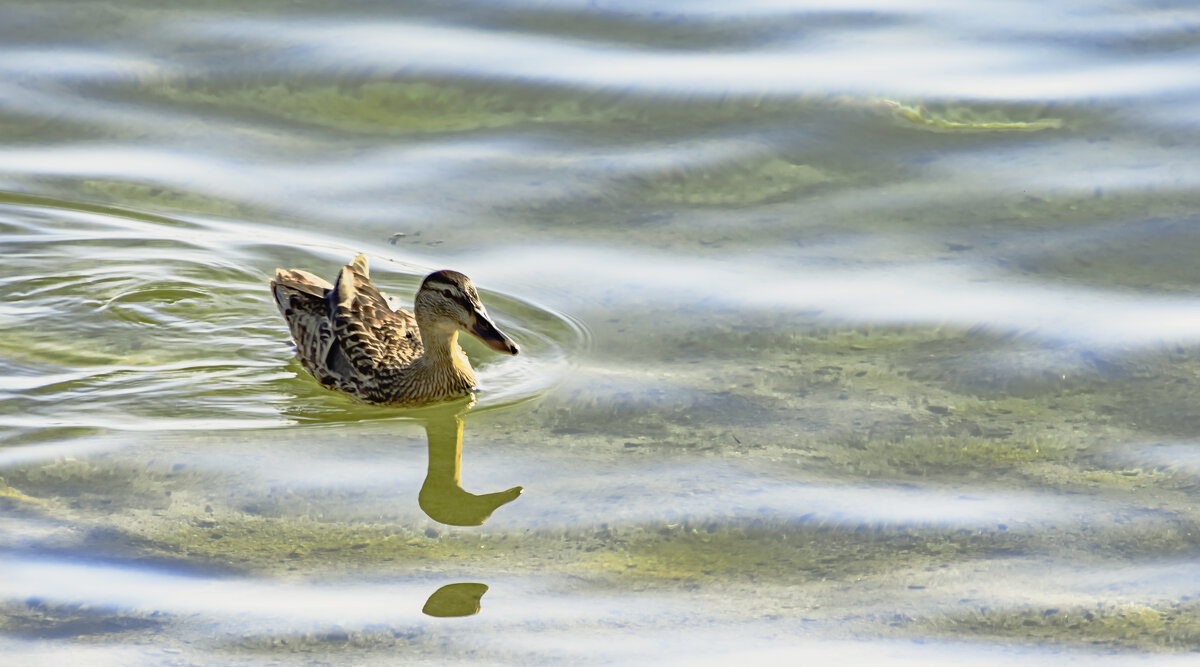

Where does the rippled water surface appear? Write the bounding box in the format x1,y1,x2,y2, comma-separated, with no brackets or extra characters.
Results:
4,1,1200,664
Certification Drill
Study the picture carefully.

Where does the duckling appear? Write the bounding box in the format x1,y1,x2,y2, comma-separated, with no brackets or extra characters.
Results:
270,254,519,405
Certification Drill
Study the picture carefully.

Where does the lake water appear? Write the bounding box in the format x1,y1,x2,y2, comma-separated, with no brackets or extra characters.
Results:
4,1,1200,664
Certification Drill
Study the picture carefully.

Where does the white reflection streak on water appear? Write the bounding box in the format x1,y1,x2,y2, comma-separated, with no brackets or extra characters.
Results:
0,78,186,144
4,561,1166,666
463,247,1200,347
1119,443,1200,477
176,18,1200,99
0,439,429,490
6,553,1200,639
0,147,391,202
188,448,429,489
1,564,1196,667
482,0,941,14
0,423,1106,529
931,140,1200,192
0,557,672,629
492,0,1200,30
0,557,423,625
0,142,537,223
0,643,148,667
486,635,1191,667
0,50,160,79
127,438,1115,529
0,438,122,468
512,462,1112,528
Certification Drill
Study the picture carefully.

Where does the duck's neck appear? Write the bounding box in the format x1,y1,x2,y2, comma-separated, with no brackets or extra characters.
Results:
415,324,478,389
421,326,461,363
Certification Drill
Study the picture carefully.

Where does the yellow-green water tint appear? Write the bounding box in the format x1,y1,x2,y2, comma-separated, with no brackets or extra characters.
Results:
932,602,1200,652
883,100,1064,132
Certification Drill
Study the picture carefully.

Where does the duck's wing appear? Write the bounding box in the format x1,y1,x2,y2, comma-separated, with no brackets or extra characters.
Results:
271,268,337,375
327,255,421,382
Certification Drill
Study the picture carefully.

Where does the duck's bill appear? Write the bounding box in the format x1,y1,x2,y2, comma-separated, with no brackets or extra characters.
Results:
471,313,520,355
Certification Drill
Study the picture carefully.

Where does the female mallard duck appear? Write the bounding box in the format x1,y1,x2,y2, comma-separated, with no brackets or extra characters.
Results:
270,254,519,405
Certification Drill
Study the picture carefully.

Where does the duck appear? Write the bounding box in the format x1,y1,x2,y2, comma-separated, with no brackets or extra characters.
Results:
269,254,519,405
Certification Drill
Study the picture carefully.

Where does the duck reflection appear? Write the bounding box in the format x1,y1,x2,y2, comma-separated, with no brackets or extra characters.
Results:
418,400,523,526
422,582,489,617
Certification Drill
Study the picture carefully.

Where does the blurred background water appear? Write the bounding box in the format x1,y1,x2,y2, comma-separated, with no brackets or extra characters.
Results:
4,0,1200,664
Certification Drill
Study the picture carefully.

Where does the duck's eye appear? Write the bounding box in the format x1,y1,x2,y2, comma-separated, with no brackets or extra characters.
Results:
441,289,453,299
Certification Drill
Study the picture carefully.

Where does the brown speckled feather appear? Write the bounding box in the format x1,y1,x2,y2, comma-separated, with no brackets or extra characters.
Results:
272,256,421,394
269,268,337,383
329,255,422,375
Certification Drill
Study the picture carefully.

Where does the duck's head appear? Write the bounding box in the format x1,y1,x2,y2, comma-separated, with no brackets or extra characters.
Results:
415,270,520,355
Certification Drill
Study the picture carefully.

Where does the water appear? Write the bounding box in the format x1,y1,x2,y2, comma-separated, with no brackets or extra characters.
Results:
3,0,1200,663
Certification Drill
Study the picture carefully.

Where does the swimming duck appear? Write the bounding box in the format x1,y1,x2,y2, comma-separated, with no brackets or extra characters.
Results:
270,254,519,405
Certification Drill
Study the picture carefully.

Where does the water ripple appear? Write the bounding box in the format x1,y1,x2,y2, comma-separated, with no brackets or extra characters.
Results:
0,198,584,434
